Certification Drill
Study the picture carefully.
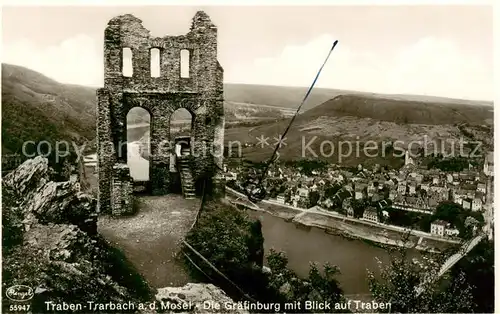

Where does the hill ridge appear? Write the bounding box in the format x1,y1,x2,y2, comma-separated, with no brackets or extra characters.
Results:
2,63,493,156
297,93,493,126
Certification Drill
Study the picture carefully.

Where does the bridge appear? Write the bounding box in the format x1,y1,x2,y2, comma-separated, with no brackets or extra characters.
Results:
416,174,494,295
225,185,488,298
415,231,487,296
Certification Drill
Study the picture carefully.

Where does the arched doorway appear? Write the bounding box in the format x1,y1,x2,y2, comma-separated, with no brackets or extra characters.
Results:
169,108,193,172
126,107,151,183
169,108,194,195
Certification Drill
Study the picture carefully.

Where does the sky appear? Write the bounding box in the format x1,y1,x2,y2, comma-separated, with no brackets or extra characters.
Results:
1,5,494,101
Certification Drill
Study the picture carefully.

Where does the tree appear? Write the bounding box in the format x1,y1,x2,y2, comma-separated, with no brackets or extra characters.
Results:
266,249,347,313
427,156,471,172
308,191,320,208
368,233,475,313
184,201,347,312
451,239,494,313
184,201,263,280
434,201,462,224
284,190,292,203
269,186,279,199
433,201,485,237
248,220,264,268
286,159,328,176
184,200,279,304
2,186,24,252
351,199,366,218
324,184,341,199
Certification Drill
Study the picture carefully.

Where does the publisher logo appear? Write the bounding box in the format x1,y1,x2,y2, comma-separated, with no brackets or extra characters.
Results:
6,285,34,302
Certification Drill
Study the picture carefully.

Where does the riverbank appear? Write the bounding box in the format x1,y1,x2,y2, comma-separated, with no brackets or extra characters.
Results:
266,202,457,253
225,187,457,253
246,210,417,302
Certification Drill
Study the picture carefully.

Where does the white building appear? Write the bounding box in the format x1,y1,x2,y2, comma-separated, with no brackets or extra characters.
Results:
447,174,454,183
472,197,482,212
354,190,364,200
397,182,407,195
83,154,97,167
322,198,334,208
445,227,460,237
225,172,238,181
483,151,494,177
477,183,486,193
462,198,472,210
420,182,430,192
430,220,448,237
276,195,285,205
297,188,309,198
363,207,379,223
408,182,417,195
404,150,414,166
382,210,389,219
367,183,376,197
389,189,397,200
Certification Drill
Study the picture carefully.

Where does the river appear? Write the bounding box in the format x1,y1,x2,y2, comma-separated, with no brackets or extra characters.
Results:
127,141,149,181
247,210,420,298
122,126,418,298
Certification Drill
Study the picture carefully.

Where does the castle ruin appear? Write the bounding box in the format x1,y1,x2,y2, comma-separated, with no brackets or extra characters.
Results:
96,11,225,215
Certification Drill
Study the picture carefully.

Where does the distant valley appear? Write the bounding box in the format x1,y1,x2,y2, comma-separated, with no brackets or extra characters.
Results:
224,93,493,166
1,63,493,168
1,64,95,154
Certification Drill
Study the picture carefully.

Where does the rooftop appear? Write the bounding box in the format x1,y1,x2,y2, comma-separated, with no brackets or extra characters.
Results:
431,219,449,226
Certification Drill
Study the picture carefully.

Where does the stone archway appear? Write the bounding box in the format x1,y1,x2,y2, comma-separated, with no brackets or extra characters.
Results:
126,107,151,183
169,108,193,172
96,12,226,215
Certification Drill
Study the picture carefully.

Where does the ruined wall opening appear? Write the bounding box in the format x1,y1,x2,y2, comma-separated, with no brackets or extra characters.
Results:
169,108,193,172
150,48,160,78
180,49,190,78
122,48,133,77
171,108,193,138
126,107,150,182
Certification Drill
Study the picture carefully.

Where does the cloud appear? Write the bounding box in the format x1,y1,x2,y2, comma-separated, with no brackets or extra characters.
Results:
386,37,492,100
3,34,104,87
3,33,492,100
228,35,492,100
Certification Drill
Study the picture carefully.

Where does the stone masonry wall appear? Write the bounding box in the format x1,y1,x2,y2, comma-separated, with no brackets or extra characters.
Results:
97,11,225,213
111,164,134,215
96,89,114,213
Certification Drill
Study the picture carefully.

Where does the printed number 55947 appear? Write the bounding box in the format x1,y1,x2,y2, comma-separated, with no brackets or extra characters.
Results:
9,304,31,312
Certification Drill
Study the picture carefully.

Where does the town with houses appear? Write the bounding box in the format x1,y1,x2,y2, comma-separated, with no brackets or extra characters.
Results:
225,150,494,241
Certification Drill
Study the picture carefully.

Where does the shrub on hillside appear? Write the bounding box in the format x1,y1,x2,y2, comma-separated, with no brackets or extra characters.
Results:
183,201,347,312
266,249,346,312
2,186,24,252
183,201,265,295
368,236,476,313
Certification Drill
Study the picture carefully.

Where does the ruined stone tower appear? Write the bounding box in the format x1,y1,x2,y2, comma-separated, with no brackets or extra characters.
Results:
96,11,225,214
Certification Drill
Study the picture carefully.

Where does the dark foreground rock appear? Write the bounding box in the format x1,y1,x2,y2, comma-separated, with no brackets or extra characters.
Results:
155,283,249,314
2,156,243,313
2,157,148,313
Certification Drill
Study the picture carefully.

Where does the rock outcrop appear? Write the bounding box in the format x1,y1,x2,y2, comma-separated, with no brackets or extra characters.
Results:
2,156,148,313
2,156,245,313
2,156,97,233
156,283,249,314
